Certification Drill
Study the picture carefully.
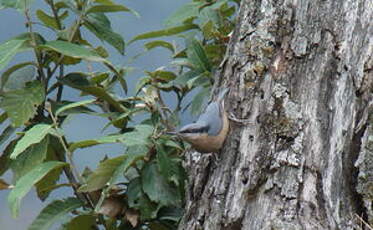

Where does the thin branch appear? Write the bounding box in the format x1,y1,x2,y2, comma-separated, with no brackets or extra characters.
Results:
46,106,95,209
56,65,64,101
47,107,83,183
24,9,47,83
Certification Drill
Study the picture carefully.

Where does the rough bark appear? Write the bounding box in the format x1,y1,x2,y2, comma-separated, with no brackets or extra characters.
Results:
179,0,372,229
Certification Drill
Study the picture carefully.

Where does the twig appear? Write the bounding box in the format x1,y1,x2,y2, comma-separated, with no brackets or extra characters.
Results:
46,106,96,209
24,9,47,83
47,107,83,183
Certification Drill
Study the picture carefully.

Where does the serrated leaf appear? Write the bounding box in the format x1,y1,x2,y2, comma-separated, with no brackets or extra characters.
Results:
59,72,126,113
1,62,36,91
156,143,180,186
102,107,146,131
121,124,153,146
127,178,159,220
79,145,148,192
173,70,200,86
144,40,175,53
127,177,141,208
62,214,96,230
68,134,123,152
0,81,45,127
35,165,63,201
129,24,198,44
84,13,125,55
141,163,181,206
87,4,139,17
0,39,27,71
186,37,211,72
56,99,96,117
36,10,59,29
10,124,53,159
10,136,49,181
164,2,203,26
78,155,125,192
8,161,67,218
39,40,105,62
150,70,177,82
28,198,83,230
2,65,35,91
108,145,148,185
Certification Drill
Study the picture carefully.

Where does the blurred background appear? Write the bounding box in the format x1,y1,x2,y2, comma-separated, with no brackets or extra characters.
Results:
0,0,189,229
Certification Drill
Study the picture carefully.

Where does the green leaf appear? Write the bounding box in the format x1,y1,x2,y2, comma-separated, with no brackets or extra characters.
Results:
186,37,211,72
0,39,27,71
129,24,198,44
164,2,203,26
68,134,123,152
142,163,181,206
62,214,96,230
0,0,35,11
173,70,199,86
127,177,142,208
1,64,36,92
156,143,179,185
52,100,96,117
28,198,83,230
36,10,59,29
144,40,175,53
108,145,148,185
79,145,148,192
56,99,96,117
87,4,139,16
35,165,63,201
0,81,45,127
39,41,105,62
121,124,153,146
10,136,49,181
84,13,125,55
127,177,159,220
59,72,126,113
10,124,53,159
78,155,125,192
149,70,177,82
8,161,67,218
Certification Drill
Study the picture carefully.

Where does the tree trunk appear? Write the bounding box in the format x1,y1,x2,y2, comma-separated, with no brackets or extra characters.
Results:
179,0,372,229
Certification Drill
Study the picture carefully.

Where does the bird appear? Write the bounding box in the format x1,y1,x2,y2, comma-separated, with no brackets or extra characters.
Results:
168,88,230,153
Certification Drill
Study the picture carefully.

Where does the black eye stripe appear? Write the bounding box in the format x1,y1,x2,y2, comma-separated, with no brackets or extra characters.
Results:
179,126,208,134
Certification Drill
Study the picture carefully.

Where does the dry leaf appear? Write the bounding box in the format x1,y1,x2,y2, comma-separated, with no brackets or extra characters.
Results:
0,179,11,190
125,208,139,227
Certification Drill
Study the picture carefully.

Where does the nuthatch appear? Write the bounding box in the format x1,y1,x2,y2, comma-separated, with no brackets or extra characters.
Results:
169,88,230,153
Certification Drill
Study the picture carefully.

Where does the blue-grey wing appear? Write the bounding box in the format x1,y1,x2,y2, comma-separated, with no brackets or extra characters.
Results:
197,101,222,136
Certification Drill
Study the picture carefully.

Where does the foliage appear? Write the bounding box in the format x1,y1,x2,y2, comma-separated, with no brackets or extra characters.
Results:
0,0,238,229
